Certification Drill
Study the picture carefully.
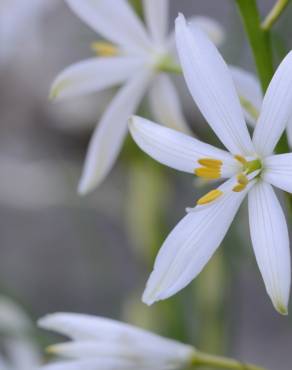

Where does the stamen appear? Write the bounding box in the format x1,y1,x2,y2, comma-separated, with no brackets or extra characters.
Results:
234,155,247,165
232,184,247,192
91,42,118,57
195,168,221,179
195,157,222,179
237,173,248,185
197,189,223,205
198,158,222,168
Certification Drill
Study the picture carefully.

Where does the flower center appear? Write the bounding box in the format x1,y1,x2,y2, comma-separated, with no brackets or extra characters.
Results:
194,155,262,205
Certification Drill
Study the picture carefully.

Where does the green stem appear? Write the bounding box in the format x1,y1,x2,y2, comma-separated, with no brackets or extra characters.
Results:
261,0,290,31
235,0,274,92
193,351,267,370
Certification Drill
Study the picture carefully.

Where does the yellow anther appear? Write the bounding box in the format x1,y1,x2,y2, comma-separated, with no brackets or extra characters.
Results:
234,155,247,165
198,158,222,168
91,41,118,57
197,189,223,205
195,168,221,180
237,173,248,185
232,184,247,192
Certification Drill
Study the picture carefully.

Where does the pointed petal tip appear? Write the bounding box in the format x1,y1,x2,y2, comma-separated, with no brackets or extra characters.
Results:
142,289,157,306
37,314,54,329
175,12,185,25
77,180,89,196
274,301,289,316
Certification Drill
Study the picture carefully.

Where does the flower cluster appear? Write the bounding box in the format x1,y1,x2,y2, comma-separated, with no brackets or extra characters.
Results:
30,1,292,369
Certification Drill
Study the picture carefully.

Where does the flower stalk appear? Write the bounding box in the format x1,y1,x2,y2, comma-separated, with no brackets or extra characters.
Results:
235,0,274,92
192,351,266,370
261,0,290,31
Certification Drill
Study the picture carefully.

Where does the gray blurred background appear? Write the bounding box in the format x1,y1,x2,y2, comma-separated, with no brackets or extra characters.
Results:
0,0,291,369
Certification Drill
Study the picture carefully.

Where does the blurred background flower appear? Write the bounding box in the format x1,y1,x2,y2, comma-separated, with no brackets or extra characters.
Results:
0,296,41,370
0,1,291,369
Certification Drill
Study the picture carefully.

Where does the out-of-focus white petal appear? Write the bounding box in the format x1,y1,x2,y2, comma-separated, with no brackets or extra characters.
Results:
142,177,249,305
50,57,145,100
253,51,292,156
189,16,225,46
263,153,292,193
65,0,151,52
148,74,191,134
248,181,290,314
229,66,262,126
78,71,151,194
8,339,41,370
48,340,193,366
40,358,143,370
287,118,292,149
129,116,240,177
166,15,224,53
142,0,168,44
39,313,194,368
39,313,160,343
175,14,254,156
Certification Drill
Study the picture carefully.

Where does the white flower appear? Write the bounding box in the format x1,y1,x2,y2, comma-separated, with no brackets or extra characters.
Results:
0,296,41,370
51,0,224,194
230,65,292,148
129,14,292,314
0,0,58,64
38,313,195,370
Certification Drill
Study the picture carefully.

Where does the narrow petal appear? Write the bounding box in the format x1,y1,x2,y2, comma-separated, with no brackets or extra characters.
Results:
229,66,262,126
39,313,159,342
78,71,151,194
48,340,194,366
142,0,168,44
143,177,249,305
148,74,191,134
248,181,290,314
40,359,140,370
175,14,254,156
253,51,292,156
38,313,189,359
263,153,292,193
129,116,240,177
50,57,145,100
65,0,151,52
287,118,292,149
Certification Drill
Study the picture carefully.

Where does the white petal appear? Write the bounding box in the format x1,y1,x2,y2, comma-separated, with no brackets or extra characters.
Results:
78,71,151,194
175,14,254,156
48,340,193,366
143,177,249,305
39,313,159,342
50,57,145,100
189,16,225,46
148,74,191,134
40,359,141,370
129,116,240,177
229,66,262,126
253,51,292,156
262,153,292,193
248,181,290,314
65,0,151,52
142,0,168,44
287,117,292,149
39,313,193,362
